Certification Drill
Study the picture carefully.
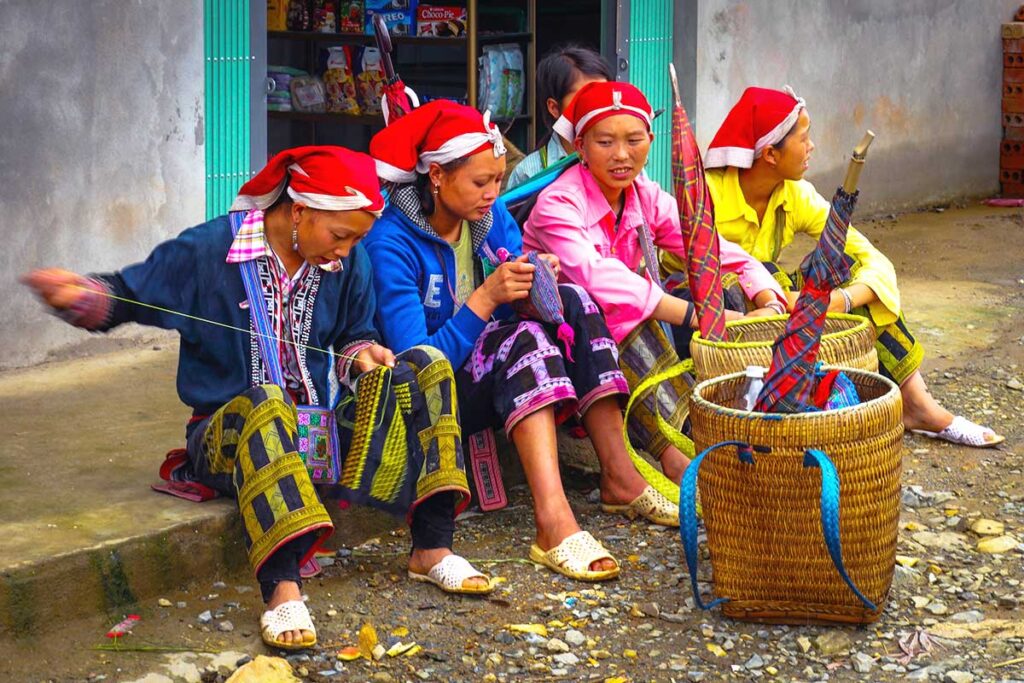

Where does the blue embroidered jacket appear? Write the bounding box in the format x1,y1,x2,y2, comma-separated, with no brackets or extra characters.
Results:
93,215,380,420
363,192,522,369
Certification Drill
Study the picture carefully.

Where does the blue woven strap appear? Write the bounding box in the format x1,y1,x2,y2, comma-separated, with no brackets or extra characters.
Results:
229,211,285,388
679,441,876,612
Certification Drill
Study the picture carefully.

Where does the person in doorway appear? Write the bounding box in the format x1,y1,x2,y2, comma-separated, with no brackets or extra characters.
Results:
504,44,613,190
659,86,1004,447
366,100,680,583
22,146,492,652
524,82,789,483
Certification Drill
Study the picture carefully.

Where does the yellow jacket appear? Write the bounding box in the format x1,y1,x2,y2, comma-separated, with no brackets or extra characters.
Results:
661,166,900,327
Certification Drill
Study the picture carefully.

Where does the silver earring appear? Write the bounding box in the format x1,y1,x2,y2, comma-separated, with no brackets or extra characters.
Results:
432,184,440,195
291,223,299,252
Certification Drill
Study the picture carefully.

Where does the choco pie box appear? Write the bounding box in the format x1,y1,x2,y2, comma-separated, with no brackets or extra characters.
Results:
416,5,467,37
365,0,417,37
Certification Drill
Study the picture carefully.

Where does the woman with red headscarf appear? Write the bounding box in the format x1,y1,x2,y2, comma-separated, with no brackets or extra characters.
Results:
524,82,789,483
22,146,489,650
366,100,681,583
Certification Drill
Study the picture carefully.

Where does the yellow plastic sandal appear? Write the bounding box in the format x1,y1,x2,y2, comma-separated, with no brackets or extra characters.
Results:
601,485,680,527
529,530,620,582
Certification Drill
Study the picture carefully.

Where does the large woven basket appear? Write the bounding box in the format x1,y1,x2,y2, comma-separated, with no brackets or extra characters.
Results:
685,368,903,624
690,313,878,381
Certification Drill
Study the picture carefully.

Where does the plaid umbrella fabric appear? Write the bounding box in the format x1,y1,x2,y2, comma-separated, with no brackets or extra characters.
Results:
669,64,727,342
754,132,875,413
374,14,418,124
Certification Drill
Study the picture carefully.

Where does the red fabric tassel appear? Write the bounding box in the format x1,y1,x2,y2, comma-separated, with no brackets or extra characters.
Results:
557,322,575,363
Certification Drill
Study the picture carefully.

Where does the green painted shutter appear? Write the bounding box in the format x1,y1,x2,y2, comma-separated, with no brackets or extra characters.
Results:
628,0,673,188
204,0,252,219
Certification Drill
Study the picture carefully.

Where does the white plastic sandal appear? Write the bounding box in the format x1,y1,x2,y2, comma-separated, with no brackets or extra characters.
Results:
260,599,316,650
912,415,1005,448
408,554,494,595
601,485,680,527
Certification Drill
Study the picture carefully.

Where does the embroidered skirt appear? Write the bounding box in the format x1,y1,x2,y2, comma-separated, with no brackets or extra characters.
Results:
186,346,469,575
457,284,629,435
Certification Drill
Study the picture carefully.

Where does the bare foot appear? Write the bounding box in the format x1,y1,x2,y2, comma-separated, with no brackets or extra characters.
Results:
266,581,312,647
900,371,955,432
408,547,490,591
598,465,649,507
535,513,616,573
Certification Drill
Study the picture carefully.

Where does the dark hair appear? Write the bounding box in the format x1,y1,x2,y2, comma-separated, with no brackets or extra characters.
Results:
769,108,805,152
415,157,471,215
537,44,613,129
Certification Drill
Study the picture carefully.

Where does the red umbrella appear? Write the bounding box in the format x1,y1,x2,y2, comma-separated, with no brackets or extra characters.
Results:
373,14,419,124
669,64,727,342
754,132,875,413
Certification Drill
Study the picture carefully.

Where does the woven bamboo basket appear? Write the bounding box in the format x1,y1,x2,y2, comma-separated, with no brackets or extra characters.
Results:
685,368,903,624
690,313,878,381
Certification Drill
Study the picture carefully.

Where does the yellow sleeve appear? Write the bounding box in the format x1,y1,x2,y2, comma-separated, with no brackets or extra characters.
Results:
792,182,900,327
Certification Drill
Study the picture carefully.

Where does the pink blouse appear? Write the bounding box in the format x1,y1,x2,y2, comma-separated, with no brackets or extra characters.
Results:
523,164,785,343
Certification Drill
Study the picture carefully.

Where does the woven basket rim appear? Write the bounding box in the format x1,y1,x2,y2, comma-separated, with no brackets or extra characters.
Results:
691,313,872,351
691,366,899,420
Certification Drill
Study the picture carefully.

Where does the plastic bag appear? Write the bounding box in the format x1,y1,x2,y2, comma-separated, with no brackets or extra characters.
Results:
478,46,507,117
268,65,306,111
312,0,337,32
338,0,364,33
357,47,385,116
502,44,524,117
267,0,289,31
291,75,327,113
323,46,361,115
287,0,311,30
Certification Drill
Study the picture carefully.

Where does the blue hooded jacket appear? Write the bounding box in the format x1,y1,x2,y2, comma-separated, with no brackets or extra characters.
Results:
363,189,522,368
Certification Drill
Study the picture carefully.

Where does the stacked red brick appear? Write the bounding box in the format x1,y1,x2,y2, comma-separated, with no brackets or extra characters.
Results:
1001,9,1024,197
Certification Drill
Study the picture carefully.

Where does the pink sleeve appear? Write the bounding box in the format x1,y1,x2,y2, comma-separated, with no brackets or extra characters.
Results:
527,191,663,334
642,179,786,306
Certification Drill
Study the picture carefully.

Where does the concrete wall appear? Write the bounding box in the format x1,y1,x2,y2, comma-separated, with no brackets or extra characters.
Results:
0,1,205,369
692,0,1019,211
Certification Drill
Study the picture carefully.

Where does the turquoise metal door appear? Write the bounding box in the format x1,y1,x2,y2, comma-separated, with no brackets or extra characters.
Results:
204,0,257,219
627,0,674,188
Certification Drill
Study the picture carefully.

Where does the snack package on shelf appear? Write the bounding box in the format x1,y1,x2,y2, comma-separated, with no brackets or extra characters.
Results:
478,45,507,117
416,5,466,37
365,0,417,37
286,0,312,30
268,65,307,111
323,46,361,114
356,47,385,115
290,74,328,113
267,0,289,31
338,0,364,33
311,0,337,32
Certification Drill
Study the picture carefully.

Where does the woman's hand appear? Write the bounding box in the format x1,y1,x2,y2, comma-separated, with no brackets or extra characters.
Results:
354,343,396,374
745,307,779,318
481,260,535,306
534,253,560,277
21,268,89,310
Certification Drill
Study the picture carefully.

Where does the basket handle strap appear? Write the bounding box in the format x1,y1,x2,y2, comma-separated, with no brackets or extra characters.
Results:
802,448,877,611
680,442,876,612
621,358,696,506
679,439,751,610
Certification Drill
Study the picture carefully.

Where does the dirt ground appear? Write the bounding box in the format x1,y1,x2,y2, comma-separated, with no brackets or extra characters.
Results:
2,202,1023,683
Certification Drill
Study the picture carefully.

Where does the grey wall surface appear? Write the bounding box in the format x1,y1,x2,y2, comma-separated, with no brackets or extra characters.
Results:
0,1,205,369
691,0,1019,211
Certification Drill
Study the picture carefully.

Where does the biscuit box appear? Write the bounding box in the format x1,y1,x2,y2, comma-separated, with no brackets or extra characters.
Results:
416,5,467,37
365,3,416,36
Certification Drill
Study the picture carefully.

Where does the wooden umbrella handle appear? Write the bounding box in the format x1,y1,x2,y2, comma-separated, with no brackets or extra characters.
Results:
842,130,875,194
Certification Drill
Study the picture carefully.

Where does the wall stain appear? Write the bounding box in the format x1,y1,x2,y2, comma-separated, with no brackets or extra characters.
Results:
105,198,142,244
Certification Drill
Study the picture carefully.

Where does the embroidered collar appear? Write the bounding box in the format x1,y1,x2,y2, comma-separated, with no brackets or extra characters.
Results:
389,185,494,252
226,209,342,273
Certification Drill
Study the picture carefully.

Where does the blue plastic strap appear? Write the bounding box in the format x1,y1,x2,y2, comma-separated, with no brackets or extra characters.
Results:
680,439,752,610
802,448,877,611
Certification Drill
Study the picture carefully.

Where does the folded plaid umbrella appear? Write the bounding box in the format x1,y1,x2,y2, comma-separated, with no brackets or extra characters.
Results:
374,14,419,124
754,132,875,413
669,64,727,342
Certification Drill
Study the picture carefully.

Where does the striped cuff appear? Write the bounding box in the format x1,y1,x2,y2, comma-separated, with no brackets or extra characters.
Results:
56,277,112,330
336,340,376,391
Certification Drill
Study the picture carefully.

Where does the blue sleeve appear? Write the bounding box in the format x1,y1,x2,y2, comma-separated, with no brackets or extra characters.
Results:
95,227,202,338
333,244,381,349
492,199,523,255
367,233,488,368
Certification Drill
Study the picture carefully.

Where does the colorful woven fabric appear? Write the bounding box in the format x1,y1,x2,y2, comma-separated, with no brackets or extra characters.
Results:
186,383,333,575
495,248,576,361
755,188,858,413
670,71,727,342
